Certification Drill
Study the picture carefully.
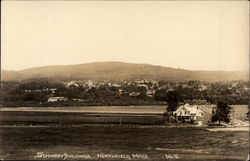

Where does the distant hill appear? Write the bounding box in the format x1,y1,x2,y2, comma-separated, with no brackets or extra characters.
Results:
1,62,248,82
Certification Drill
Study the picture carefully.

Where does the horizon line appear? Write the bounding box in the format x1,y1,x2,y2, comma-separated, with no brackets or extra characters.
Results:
1,61,248,72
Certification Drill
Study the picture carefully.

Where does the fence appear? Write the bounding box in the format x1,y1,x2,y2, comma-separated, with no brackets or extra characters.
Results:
0,111,165,126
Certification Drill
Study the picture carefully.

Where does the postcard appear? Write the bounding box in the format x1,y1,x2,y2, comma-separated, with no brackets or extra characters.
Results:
1,1,249,161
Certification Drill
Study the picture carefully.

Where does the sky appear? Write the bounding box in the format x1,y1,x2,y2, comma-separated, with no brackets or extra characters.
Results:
1,1,249,71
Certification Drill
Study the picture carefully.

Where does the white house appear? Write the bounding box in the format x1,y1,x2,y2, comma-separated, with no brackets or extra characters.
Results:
173,104,204,123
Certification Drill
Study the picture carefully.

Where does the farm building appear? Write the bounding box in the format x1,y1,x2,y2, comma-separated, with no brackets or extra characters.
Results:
173,104,204,123
47,97,68,102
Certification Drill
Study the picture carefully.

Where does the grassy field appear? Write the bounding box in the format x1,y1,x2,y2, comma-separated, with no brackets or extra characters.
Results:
0,111,165,125
199,105,249,119
0,106,165,126
0,105,249,161
1,105,248,126
0,126,249,161
0,105,166,113
230,105,249,120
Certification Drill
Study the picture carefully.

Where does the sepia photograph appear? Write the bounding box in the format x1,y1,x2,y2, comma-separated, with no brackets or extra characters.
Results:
0,0,249,161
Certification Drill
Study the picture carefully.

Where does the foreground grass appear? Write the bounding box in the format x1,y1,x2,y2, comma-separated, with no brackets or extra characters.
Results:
0,126,248,161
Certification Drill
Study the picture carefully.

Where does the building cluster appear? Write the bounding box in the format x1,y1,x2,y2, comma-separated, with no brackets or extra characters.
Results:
173,104,204,124
63,79,160,97
20,79,249,103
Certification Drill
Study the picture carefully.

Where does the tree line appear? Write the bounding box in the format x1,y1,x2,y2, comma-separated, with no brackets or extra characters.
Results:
0,79,249,107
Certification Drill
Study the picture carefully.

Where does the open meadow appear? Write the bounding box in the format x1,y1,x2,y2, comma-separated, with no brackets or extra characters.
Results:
0,126,249,161
1,105,248,126
0,105,249,161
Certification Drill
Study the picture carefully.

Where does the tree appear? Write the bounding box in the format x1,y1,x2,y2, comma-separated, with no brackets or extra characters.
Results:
166,91,180,115
211,101,231,125
154,89,168,101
